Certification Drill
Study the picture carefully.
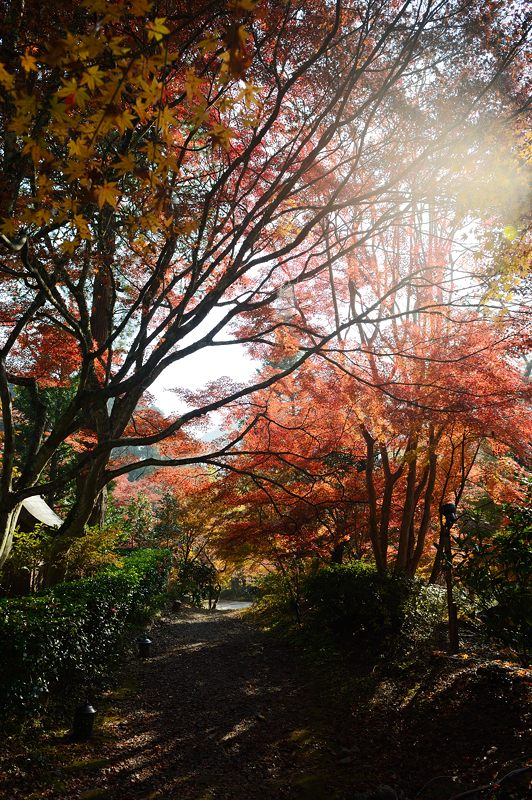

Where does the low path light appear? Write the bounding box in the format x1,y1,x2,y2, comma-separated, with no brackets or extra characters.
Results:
72,701,97,741
136,633,152,658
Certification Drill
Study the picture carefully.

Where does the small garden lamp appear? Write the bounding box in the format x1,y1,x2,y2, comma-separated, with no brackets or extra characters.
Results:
136,633,152,658
72,701,97,741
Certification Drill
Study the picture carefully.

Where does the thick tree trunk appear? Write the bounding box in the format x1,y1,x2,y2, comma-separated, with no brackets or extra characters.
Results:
0,504,23,571
87,486,107,528
59,457,108,540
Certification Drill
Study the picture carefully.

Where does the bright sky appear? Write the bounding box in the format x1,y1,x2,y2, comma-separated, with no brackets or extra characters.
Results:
151,336,260,417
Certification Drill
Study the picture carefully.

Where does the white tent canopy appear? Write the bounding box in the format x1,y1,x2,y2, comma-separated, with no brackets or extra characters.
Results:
21,496,63,528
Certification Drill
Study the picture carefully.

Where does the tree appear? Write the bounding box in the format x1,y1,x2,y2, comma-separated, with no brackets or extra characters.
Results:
112,490,156,548
205,211,532,575
0,0,529,568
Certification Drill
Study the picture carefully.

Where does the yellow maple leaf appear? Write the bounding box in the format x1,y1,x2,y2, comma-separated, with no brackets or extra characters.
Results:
78,34,105,60
210,122,235,151
240,82,261,106
21,50,38,73
190,103,208,128
180,219,199,235
72,214,92,240
22,140,46,163
80,65,105,91
31,208,52,227
134,97,151,123
61,197,80,214
108,36,130,57
0,218,18,237
68,137,92,158
82,0,124,22
57,78,78,97
158,105,177,133
198,32,220,53
146,17,170,42
142,212,160,232
113,153,136,174
16,92,37,115
64,161,86,182
7,115,30,135
130,0,153,15
0,62,14,90
61,237,79,255
114,109,136,134
48,97,70,126
95,181,119,209
185,68,204,102
81,0,107,12
57,78,90,109
139,76,163,105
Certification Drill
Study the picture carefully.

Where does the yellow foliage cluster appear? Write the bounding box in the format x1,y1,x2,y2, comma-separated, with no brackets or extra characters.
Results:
61,525,123,580
0,0,262,255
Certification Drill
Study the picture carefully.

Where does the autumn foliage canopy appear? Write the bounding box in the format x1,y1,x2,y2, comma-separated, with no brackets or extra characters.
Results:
0,0,530,573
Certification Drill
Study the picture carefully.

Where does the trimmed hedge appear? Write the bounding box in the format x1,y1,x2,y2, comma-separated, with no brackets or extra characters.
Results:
0,548,171,718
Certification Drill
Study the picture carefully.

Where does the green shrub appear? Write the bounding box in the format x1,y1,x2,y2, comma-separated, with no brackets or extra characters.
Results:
6,524,53,577
0,548,171,719
172,558,218,606
59,525,124,579
253,569,305,623
456,511,531,659
400,580,447,647
303,561,412,646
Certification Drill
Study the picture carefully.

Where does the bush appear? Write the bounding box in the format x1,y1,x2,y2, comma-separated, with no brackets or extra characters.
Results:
59,525,124,579
5,524,53,577
0,548,171,719
303,561,412,646
456,512,531,659
400,580,447,647
254,570,303,618
171,558,218,606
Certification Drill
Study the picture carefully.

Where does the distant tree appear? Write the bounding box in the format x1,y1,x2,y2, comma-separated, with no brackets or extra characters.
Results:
153,491,181,550
115,491,156,548
206,215,532,575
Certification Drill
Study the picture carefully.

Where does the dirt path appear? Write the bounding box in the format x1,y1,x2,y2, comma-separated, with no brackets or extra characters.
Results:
97,607,337,800
2,607,530,800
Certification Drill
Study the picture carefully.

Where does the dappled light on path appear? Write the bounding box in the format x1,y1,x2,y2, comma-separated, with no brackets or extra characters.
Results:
71,608,338,800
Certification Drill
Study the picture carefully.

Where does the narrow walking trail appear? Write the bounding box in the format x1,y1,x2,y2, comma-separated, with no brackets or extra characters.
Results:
97,607,342,800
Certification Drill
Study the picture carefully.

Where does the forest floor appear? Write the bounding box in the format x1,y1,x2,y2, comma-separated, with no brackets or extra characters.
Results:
1,606,530,800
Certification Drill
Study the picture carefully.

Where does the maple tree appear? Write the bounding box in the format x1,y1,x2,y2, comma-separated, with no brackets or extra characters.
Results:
0,0,529,570
114,468,222,565
207,332,531,577
204,211,532,575
110,469,226,601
